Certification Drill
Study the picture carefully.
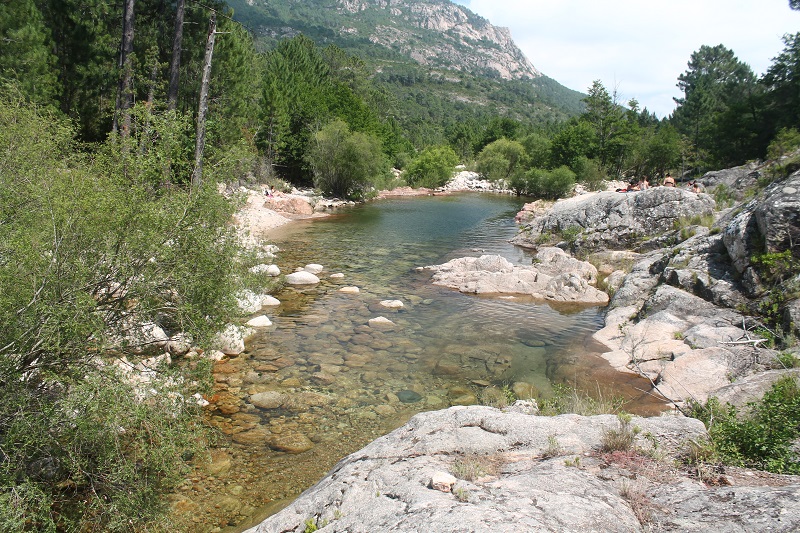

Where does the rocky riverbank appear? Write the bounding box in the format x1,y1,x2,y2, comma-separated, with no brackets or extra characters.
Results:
247,405,800,532
242,164,800,532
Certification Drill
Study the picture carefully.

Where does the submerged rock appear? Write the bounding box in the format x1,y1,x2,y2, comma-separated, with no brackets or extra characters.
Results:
396,390,422,403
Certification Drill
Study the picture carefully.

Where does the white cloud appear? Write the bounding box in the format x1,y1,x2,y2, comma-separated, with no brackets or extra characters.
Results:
453,0,799,117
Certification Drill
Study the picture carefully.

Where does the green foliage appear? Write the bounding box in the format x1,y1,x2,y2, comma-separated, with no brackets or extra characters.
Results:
549,120,595,169
0,369,208,532
475,137,526,183
767,127,800,160
520,132,552,169
776,351,799,369
689,377,800,474
559,226,582,247
259,36,393,184
0,0,59,106
762,33,800,142
712,183,735,207
672,44,764,171
0,94,240,531
572,155,605,191
751,250,798,284
306,119,389,198
525,166,576,199
405,145,458,188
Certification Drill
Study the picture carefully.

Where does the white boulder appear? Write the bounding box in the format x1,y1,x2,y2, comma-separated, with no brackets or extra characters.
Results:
261,295,281,306
285,271,321,285
246,315,273,328
304,264,324,274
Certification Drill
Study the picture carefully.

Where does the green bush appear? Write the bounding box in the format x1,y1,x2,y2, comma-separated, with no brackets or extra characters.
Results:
0,94,239,530
476,138,526,183
405,145,458,188
689,376,800,474
767,127,800,160
305,119,389,198
526,165,576,199
572,155,605,191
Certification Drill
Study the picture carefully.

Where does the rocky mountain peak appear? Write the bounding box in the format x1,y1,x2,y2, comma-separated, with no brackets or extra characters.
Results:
335,0,541,80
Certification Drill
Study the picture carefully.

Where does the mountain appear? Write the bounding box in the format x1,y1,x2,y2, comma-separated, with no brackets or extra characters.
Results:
228,0,585,146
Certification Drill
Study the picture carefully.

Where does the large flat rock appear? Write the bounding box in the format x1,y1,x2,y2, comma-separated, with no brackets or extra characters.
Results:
245,406,800,533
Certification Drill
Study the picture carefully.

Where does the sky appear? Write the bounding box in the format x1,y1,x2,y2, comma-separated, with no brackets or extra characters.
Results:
452,0,799,118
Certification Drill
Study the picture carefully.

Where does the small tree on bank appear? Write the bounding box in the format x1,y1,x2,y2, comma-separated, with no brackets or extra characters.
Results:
305,119,388,198
404,145,459,188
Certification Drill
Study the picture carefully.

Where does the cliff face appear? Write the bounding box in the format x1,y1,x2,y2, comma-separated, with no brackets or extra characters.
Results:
240,0,541,80
338,0,540,79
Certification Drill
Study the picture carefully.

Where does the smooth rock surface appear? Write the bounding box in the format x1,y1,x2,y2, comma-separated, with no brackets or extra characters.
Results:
285,271,321,285
511,187,715,253
246,315,273,328
245,406,800,533
425,254,608,305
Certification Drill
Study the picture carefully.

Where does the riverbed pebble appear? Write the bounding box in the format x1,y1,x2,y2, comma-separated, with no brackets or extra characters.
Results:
303,264,324,274
339,286,360,293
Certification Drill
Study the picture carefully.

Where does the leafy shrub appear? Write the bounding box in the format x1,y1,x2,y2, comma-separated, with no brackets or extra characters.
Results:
306,119,389,198
751,250,798,284
405,145,458,188
559,226,582,247
572,155,605,191
526,165,576,199
0,93,239,531
688,377,800,474
767,127,800,160
476,137,526,183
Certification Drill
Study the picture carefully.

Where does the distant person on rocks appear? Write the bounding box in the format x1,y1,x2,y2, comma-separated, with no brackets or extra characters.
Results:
663,173,675,187
267,185,275,197
691,181,702,193
640,176,650,190
628,179,641,191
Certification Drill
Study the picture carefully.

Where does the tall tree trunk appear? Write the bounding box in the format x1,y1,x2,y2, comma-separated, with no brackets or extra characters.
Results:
167,0,185,111
191,11,217,189
113,0,136,136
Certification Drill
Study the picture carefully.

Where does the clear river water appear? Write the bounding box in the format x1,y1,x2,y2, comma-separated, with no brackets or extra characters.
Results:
175,193,663,532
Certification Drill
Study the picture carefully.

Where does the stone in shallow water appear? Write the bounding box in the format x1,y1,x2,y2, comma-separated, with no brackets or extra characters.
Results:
268,432,314,454
250,391,285,409
285,271,320,285
246,315,273,328
380,299,404,309
397,390,422,403
369,316,396,329
339,286,360,294
261,295,281,306
304,263,324,274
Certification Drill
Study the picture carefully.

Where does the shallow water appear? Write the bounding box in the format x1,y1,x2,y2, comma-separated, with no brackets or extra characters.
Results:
174,193,664,532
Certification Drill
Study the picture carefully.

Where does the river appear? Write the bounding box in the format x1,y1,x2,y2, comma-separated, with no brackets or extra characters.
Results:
174,193,662,532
